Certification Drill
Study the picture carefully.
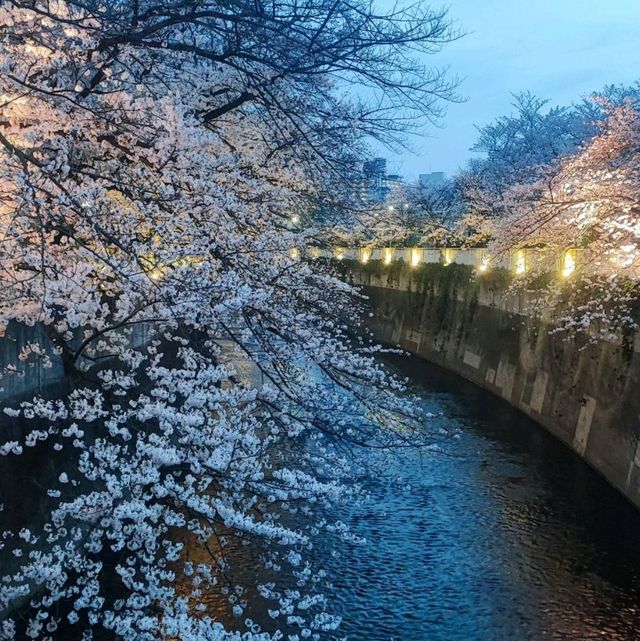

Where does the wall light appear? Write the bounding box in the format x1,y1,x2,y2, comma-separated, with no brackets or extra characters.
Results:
442,248,455,266
561,248,576,278
360,248,372,264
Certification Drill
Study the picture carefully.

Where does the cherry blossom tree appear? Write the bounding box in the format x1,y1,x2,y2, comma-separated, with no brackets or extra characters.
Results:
456,92,596,222
0,1,457,639
460,85,640,222
336,178,493,249
493,102,639,270
489,99,640,341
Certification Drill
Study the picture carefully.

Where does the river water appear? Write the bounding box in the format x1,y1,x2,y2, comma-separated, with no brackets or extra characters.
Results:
4,351,640,640
312,354,640,641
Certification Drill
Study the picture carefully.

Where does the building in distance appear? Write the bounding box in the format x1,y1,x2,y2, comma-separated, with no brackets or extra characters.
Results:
419,172,446,189
360,157,403,202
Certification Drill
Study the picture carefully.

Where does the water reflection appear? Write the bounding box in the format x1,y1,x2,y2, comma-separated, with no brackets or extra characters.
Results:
314,354,640,640
6,352,640,640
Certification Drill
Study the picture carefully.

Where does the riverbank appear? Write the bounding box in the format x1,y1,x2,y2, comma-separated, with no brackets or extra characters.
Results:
341,259,640,509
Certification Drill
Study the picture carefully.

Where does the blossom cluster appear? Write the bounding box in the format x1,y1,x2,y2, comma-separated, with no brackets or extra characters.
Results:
0,1,439,639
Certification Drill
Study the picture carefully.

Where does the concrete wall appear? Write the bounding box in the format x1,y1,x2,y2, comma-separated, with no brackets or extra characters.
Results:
0,321,154,403
0,322,65,402
343,260,640,509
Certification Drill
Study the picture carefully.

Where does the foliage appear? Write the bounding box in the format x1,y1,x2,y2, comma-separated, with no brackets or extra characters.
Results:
477,268,513,292
0,1,457,639
343,259,475,292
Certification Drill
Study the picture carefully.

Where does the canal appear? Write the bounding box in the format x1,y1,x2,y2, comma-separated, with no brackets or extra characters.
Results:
4,351,640,640
312,353,640,640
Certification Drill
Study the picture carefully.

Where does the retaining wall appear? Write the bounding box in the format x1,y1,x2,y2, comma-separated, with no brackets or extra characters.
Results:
0,321,154,403
342,260,640,509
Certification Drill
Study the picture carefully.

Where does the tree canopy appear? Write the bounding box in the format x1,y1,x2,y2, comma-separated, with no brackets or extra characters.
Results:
0,1,456,639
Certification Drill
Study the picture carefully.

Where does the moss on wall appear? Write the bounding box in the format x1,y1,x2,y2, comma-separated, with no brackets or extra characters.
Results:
418,262,474,293
342,259,475,291
343,259,480,332
477,267,513,291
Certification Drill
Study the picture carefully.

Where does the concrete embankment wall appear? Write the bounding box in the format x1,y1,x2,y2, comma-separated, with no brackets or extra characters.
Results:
0,321,155,404
0,322,65,402
341,260,640,509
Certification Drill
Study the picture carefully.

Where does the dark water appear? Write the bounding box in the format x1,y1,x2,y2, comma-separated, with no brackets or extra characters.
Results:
318,354,640,641
5,353,640,640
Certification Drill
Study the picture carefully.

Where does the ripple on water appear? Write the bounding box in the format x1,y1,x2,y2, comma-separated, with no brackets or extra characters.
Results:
313,355,640,641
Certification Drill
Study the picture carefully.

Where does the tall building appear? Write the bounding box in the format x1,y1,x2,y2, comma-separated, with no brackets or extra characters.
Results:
419,172,446,189
360,157,402,202
363,157,387,182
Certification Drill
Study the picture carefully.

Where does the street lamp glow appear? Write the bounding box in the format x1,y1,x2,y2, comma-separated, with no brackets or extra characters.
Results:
410,248,422,267
561,249,576,278
291,214,300,224
478,255,490,273
383,248,395,265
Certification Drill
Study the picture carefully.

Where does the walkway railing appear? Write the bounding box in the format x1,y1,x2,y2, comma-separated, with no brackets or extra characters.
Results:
309,246,583,278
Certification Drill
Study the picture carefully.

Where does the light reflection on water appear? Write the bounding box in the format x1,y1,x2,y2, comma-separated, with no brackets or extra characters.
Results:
14,347,640,639
194,353,640,640
313,354,640,640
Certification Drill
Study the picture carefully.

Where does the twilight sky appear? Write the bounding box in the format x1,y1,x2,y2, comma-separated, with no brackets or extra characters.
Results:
377,0,640,180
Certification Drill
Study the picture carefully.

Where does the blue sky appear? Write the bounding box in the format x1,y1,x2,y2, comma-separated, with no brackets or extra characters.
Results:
378,0,640,179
